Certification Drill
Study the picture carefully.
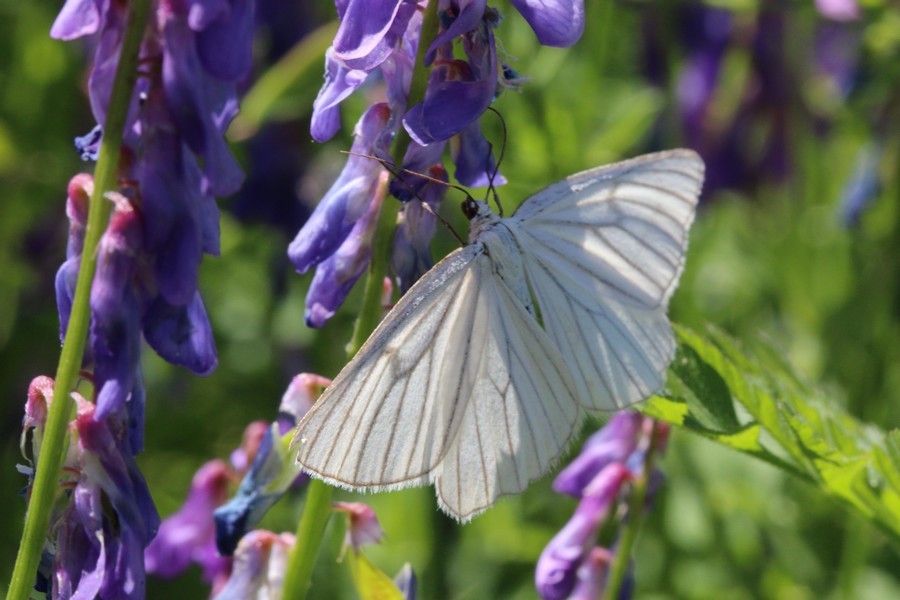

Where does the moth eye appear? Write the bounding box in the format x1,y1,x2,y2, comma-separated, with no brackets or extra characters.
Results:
462,197,478,220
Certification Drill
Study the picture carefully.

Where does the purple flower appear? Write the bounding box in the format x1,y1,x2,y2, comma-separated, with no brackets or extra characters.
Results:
298,0,583,319
214,374,325,553
311,47,369,143
142,292,218,376
404,8,498,145
53,397,160,600
145,460,234,583
90,193,144,421
289,103,390,274
212,531,295,600
55,174,93,344
305,171,387,327
535,463,629,600
333,502,385,552
214,424,295,554
509,0,584,47
553,413,642,498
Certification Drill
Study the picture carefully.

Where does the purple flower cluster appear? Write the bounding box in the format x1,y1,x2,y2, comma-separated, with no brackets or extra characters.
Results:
290,0,586,326
535,413,669,600
20,379,160,599
640,2,863,197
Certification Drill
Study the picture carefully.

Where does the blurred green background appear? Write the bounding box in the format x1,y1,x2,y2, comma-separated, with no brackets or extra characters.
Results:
2,0,899,598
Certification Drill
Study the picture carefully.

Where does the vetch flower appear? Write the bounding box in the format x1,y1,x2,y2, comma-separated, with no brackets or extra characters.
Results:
553,413,642,498
214,374,323,554
305,170,388,327
538,415,670,599
53,396,160,600
298,0,585,321
89,193,144,423
145,460,234,584
535,463,629,600
212,531,295,600
334,502,386,552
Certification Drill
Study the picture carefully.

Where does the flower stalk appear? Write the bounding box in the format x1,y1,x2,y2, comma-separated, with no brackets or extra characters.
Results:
7,0,152,597
602,420,662,600
280,2,443,597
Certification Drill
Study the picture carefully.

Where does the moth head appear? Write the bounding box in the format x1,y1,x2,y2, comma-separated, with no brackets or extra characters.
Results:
462,197,492,222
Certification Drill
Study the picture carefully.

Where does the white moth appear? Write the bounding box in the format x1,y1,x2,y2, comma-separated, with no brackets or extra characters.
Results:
292,150,704,521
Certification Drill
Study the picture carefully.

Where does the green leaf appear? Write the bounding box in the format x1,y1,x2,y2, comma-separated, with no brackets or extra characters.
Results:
650,324,900,542
346,551,404,600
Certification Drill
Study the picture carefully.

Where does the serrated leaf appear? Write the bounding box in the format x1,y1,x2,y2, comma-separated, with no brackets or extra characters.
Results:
669,344,742,434
657,324,900,542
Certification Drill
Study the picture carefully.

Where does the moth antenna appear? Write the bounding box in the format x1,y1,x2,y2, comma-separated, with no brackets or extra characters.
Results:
341,151,468,246
484,107,508,216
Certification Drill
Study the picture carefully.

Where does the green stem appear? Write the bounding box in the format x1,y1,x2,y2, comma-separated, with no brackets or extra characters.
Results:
280,3,443,598
6,1,151,598
603,421,661,600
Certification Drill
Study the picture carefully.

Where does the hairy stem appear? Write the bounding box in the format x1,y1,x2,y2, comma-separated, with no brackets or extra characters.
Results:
6,1,151,597
280,2,442,598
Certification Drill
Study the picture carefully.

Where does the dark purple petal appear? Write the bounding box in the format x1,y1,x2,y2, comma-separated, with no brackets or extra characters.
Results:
289,103,390,272
333,0,418,71
138,118,204,306
196,0,255,81
452,119,506,187
50,0,103,40
162,16,244,196
145,460,233,580
535,464,629,600
553,413,641,497
143,292,218,376
509,0,584,47
310,48,369,143
426,0,486,65
200,193,222,256
404,22,497,145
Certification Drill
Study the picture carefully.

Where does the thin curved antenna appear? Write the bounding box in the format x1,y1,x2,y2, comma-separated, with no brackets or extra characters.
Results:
342,151,468,246
484,107,508,217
